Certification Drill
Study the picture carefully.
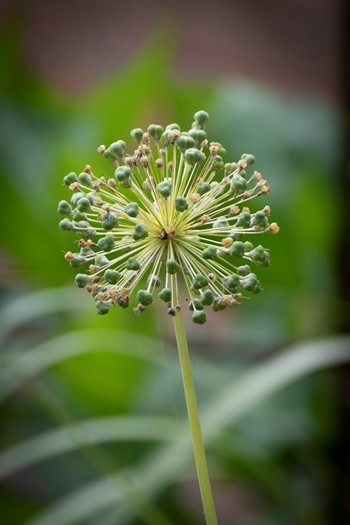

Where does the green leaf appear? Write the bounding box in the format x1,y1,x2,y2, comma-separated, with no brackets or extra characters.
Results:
0,327,228,403
0,329,164,403
0,415,182,481
0,287,88,346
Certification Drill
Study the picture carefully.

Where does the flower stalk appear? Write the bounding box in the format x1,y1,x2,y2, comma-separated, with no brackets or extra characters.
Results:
173,309,218,525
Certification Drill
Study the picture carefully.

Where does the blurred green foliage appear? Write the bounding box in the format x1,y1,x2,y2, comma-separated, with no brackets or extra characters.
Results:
0,25,346,525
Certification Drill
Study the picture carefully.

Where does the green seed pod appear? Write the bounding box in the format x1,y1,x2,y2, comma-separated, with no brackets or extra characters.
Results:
58,200,72,215
148,124,164,141
212,217,229,229
230,241,245,257
259,252,271,267
98,235,115,251
241,153,255,166
69,254,85,268
224,163,233,174
115,166,132,183
158,287,172,302
252,281,262,293
165,123,181,131
166,258,180,274
194,110,209,127
59,218,73,231
73,215,90,227
202,246,217,260
230,174,248,192
237,265,251,276
218,249,230,259
136,289,153,306
212,155,225,172
119,178,132,188
124,202,139,217
79,246,94,257
70,192,85,207
102,212,119,231
95,254,109,267
223,274,240,293
73,220,95,239
130,128,144,143
160,133,170,147
157,181,172,198
104,269,121,284
96,300,110,315
226,162,238,175
251,245,265,259
75,273,89,288
63,172,78,185
86,191,99,204
77,197,91,212
116,294,129,308
189,299,204,311
192,310,207,325
251,245,270,266
72,219,88,229
175,196,188,212
236,211,251,228
212,299,226,312
72,209,86,222
240,273,259,292
133,223,148,241
105,140,126,161
78,172,93,186
177,135,196,152
193,273,209,290
188,129,207,145
200,289,215,306
244,241,254,252
126,257,140,271
196,182,211,195
74,218,91,232
147,274,161,287
184,148,205,165
251,210,269,229
164,129,179,143
217,146,226,157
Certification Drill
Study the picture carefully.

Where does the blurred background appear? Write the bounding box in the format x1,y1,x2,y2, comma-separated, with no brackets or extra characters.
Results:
0,0,349,524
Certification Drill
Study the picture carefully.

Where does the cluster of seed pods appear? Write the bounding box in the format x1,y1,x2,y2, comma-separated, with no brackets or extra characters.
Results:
58,111,278,324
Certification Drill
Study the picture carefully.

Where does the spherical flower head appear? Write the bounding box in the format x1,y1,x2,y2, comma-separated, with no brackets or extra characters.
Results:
58,111,279,324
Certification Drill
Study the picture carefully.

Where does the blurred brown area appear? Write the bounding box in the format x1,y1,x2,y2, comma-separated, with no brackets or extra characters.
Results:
0,0,340,101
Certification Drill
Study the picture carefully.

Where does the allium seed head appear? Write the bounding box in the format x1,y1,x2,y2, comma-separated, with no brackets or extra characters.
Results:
58,111,279,323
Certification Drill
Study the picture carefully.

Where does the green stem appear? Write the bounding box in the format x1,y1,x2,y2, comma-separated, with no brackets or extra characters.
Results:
173,310,219,525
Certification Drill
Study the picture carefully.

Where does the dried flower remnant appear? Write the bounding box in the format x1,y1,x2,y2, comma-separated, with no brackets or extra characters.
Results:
58,111,279,324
